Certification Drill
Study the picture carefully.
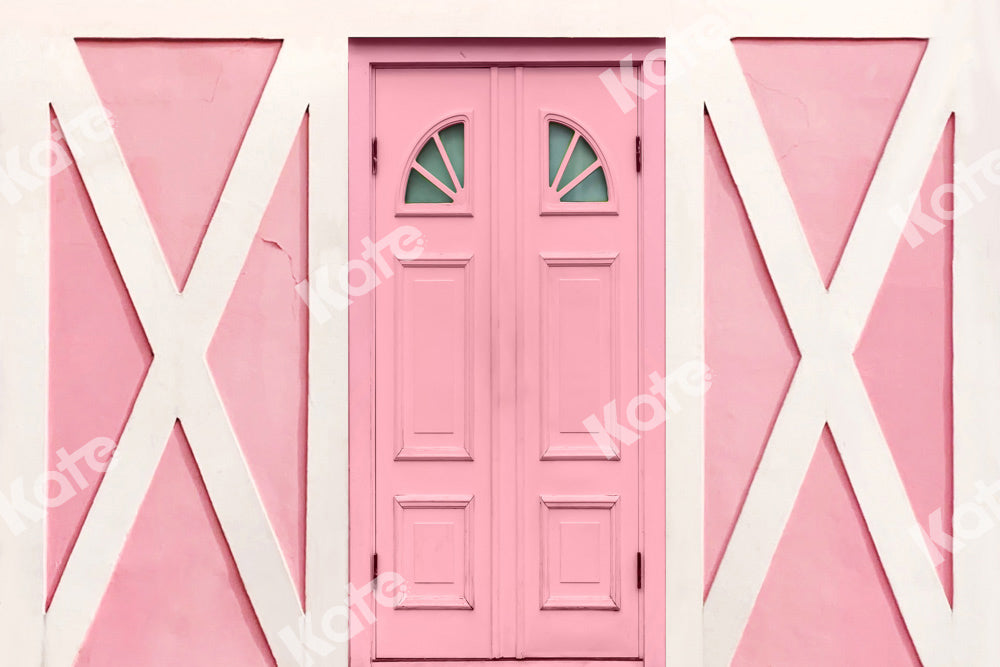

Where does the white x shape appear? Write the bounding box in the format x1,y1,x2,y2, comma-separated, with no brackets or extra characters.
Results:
44,40,310,667
701,35,957,667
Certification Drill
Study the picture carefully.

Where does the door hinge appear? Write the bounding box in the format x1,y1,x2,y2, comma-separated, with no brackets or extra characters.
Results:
372,552,378,581
635,136,641,173
372,137,378,175
637,552,643,589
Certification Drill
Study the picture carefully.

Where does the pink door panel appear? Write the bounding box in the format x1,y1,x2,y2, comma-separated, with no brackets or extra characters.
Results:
374,67,494,659
374,64,642,661
518,67,641,658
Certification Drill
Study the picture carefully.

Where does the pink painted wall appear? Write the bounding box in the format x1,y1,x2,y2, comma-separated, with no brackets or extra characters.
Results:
705,39,953,665
49,40,306,665
45,35,956,666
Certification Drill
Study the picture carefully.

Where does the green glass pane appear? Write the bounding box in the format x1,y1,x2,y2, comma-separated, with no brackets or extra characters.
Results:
556,136,598,191
415,139,454,191
405,168,453,203
548,122,574,186
560,167,608,203
439,123,465,188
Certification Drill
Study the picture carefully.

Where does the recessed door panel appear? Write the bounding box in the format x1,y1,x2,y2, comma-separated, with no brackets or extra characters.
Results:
397,257,474,461
540,255,620,461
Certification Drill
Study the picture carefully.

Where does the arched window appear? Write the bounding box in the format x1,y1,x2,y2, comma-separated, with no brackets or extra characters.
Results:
401,119,467,208
542,114,615,214
547,120,609,203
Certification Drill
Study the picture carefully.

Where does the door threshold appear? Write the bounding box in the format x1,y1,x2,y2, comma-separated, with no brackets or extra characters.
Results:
372,660,643,666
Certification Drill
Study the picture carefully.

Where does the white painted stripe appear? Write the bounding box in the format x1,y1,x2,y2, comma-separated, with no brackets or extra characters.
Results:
953,2,1000,665
304,38,351,667
0,34,50,667
663,8,707,663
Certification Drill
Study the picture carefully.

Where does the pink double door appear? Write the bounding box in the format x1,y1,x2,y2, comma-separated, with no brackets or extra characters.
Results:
373,65,642,661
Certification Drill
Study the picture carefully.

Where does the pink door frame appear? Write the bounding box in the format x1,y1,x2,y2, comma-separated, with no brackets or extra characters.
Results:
347,38,666,665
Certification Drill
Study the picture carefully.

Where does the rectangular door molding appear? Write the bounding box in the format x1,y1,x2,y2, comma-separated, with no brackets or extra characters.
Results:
348,40,666,666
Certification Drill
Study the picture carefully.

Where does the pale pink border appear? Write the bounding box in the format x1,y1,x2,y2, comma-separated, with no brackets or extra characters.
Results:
347,38,666,666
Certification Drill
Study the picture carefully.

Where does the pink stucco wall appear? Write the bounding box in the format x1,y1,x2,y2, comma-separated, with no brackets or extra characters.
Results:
706,39,953,665
49,40,305,665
